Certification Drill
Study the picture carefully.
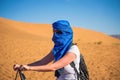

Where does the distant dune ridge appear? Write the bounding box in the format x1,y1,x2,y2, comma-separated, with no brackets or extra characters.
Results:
0,17,120,80
111,35,120,39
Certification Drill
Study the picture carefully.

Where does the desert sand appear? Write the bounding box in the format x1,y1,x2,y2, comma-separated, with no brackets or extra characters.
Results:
0,18,120,80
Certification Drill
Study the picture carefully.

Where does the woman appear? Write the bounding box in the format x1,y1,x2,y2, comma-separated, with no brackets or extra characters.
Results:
13,20,80,80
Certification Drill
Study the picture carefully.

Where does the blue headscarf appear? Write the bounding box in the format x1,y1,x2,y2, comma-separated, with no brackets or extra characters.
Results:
52,20,73,61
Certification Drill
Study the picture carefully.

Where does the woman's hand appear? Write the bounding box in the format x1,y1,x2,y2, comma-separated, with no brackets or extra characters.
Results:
13,64,30,71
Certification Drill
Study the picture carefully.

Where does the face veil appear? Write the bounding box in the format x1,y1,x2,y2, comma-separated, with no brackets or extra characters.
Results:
52,20,73,61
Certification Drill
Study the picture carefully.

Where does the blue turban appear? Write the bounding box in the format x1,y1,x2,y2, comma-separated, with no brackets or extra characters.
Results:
52,20,73,61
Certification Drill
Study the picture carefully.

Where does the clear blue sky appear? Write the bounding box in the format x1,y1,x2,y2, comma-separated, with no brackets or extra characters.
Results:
0,0,120,35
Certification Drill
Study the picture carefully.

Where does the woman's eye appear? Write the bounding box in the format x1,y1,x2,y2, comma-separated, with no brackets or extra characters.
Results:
56,31,62,34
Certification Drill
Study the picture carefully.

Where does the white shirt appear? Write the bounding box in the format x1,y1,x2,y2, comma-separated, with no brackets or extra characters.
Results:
57,45,80,80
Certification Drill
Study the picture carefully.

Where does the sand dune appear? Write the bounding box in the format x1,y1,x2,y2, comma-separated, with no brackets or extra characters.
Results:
0,17,120,80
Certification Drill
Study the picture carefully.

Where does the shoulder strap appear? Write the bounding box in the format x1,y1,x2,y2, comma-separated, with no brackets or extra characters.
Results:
70,62,80,80
70,54,89,80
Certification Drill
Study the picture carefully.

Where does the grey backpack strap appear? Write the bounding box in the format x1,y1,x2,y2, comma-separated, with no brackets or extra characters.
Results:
70,54,89,80
70,62,80,80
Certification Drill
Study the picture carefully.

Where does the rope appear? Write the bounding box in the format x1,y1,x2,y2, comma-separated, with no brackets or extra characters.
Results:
14,65,26,80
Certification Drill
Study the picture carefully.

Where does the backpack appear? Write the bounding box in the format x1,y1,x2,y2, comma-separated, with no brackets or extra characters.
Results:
55,53,89,80
70,54,89,80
